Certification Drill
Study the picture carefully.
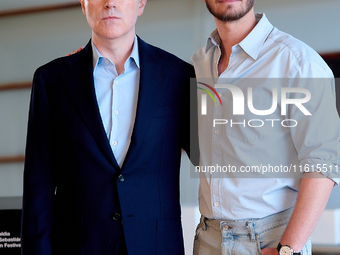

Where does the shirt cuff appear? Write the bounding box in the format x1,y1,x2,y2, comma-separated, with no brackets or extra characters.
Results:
300,158,340,185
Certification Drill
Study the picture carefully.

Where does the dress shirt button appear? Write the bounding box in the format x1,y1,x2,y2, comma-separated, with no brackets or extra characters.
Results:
214,130,220,135
105,59,110,64
112,213,121,221
112,141,118,146
114,81,119,85
213,202,219,207
118,174,125,182
114,110,119,115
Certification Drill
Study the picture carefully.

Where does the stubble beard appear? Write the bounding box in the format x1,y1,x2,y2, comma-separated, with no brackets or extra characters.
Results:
206,0,254,22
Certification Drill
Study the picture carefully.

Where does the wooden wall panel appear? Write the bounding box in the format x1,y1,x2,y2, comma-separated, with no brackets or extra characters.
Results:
0,3,80,18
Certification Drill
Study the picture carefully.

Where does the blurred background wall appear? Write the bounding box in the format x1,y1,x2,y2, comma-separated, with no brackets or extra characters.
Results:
1,0,340,253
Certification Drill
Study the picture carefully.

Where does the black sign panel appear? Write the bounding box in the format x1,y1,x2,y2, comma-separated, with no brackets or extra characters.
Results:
0,210,21,255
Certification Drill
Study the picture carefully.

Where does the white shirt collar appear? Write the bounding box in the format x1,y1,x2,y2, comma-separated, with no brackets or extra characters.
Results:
206,13,274,60
92,35,140,71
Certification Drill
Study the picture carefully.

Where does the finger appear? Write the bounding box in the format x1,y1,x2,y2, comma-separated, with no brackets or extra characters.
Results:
261,247,269,255
261,247,278,255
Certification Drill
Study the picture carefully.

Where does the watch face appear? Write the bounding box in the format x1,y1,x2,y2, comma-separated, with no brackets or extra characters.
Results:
280,246,292,255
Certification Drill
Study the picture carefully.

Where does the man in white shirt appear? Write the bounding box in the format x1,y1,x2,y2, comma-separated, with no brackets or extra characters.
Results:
191,0,340,254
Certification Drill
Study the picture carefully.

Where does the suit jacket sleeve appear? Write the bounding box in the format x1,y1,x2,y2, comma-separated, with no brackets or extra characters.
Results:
21,67,54,255
180,64,199,166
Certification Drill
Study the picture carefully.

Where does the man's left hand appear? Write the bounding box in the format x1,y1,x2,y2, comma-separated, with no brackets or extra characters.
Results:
66,46,84,56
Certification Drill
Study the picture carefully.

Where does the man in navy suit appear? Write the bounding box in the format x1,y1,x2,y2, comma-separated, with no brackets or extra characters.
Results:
21,0,195,254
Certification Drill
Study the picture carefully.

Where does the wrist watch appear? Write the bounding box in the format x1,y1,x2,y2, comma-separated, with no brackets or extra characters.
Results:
277,243,301,255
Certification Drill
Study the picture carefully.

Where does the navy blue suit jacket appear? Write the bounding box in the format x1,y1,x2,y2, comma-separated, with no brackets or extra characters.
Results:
21,37,195,255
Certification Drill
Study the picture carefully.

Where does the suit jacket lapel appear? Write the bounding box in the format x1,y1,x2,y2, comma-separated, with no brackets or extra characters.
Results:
59,41,120,169
122,37,167,169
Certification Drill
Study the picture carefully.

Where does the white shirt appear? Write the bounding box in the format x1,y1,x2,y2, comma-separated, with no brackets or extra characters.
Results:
191,14,340,220
92,36,140,167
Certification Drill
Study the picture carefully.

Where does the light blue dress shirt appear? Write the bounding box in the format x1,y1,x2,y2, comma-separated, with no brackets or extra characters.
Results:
92,36,140,167
191,14,340,220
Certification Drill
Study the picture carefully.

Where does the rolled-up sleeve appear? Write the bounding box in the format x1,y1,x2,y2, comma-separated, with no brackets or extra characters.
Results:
289,61,340,185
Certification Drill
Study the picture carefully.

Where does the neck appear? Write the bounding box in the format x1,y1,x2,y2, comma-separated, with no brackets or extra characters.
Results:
215,9,257,58
92,30,135,75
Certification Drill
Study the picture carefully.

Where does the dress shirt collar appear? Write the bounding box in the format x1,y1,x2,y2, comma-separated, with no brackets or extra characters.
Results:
206,13,274,60
92,35,140,71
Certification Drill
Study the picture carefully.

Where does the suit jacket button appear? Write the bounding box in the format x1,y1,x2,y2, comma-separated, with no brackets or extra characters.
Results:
112,213,121,221
118,174,125,182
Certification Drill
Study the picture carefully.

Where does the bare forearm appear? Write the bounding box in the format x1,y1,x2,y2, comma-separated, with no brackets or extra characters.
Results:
280,172,334,251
